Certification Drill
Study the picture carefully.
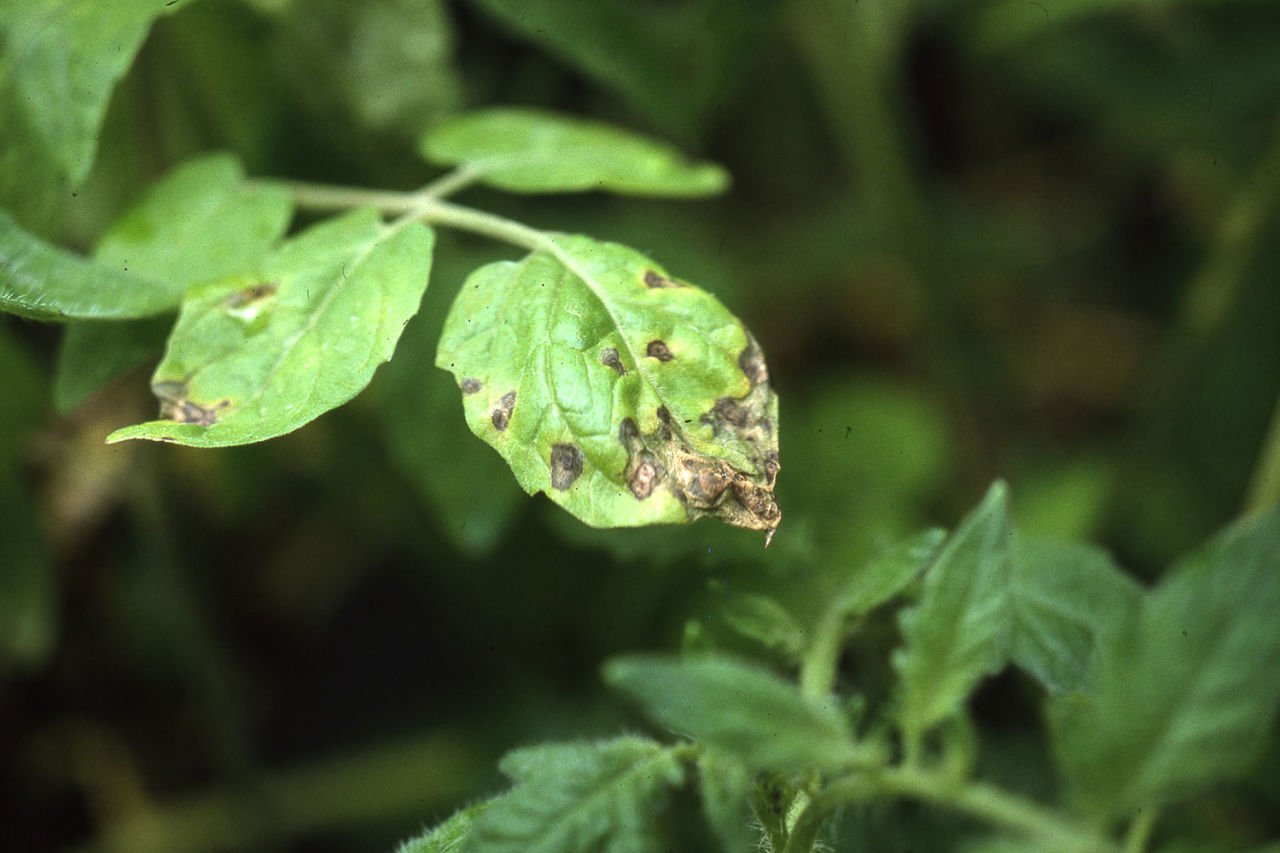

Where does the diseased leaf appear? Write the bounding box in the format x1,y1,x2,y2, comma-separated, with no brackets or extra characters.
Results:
1009,538,1143,695
1049,507,1280,819
697,748,755,853
53,317,172,412
107,210,434,447
894,482,1014,738
421,109,728,197
0,0,177,222
605,655,859,771
0,210,167,320
464,736,683,853
397,801,490,853
95,154,294,291
437,235,779,537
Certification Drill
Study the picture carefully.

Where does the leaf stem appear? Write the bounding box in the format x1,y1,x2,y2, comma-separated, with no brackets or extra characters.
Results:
1122,806,1159,853
786,766,1115,853
798,608,845,699
274,182,420,215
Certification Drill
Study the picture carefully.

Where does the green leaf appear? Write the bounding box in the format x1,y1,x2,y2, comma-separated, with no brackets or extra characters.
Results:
0,209,167,320
107,210,434,447
720,594,807,660
436,235,780,537
894,482,1014,738
1009,538,1143,695
834,528,947,618
53,317,172,412
696,748,755,853
397,801,490,853
0,0,176,222
604,654,859,771
95,154,294,292
420,109,729,197
1049,507,1280,819
464,736,683,853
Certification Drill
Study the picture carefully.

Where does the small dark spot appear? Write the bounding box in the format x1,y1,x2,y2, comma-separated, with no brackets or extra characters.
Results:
549,443,584,490
845,425,852,439
460,378,482,395
619,417,640,443
738,340,769,385
656,406,674,440
629,453,659,500
154,381,228,427
600,347,626,375
491,391,516,431
158,436,177,443
713,397,750,427
646,340,674,362
643,270,682,289
223,281,278,310
764,450,780,485
760,418,773,434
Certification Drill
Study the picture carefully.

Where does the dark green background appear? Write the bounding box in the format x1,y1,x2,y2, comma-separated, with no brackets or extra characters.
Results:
2,0,1279,850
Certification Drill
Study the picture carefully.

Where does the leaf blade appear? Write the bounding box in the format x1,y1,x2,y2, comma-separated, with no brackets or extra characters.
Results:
894,482,1014,737
107,210,434,447
421,108,729,197
436,234,779,535
605,654,859,771
464,736,683,853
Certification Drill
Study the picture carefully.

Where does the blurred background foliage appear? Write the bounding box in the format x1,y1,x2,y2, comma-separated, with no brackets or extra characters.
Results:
2,0,1279,850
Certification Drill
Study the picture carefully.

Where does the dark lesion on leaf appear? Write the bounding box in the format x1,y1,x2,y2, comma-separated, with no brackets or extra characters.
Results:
646,340,674,362
600,347,627,376
739,335,770,386
153,380,230,427
491,390,516,431
643,270,683,289
460,377,483,394
223,281,279,310
549,443,584,490
619,418,661,500
656,406,674,440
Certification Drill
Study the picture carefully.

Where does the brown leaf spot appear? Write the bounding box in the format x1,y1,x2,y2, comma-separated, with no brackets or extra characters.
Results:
600,347,626,376
656,406,674,440
646,340,674,362
491,391,516,431
223,281,278,309
628,453,659,500
619,417,641,444
460,377,483,394
643,270,682,289
549,443,584,490
154,381,229,427
739,338,769,385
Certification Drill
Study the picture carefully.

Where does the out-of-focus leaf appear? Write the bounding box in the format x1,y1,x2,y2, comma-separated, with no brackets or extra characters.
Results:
1013,458,1114,542
1009,538,1143,695
421,109,729,197
282,0,460,139
108,210,434,446
1050,506,1280,819
53,317,172,412
464,0,778,141
697,748,755,853
375,238,523,554
437,235,779,536
397,801,490,853
605,654,859,771
0,0,176,223
834,528,947,618
0,326,53,671
0,210,167,320
720,594,807,660
894,482,1013,738
95,154,293,291
464,737,683,853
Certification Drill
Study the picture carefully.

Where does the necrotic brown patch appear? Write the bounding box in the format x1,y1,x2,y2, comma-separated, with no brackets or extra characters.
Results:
738,338,769,385
643,270,682,289
646,340,674,362
223,281,278,309
460,377,483,394
656,406,674,440
600,347,626,375
549,443,584,490
628,454,659,499
491,391,516,431
155,381,229,426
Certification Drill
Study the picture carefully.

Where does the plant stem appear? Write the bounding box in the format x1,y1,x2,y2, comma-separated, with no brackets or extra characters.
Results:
275,182,421,214
1122,806,1159,853
798,608,845,699
785,767,1115,853
1245,391,1280,517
